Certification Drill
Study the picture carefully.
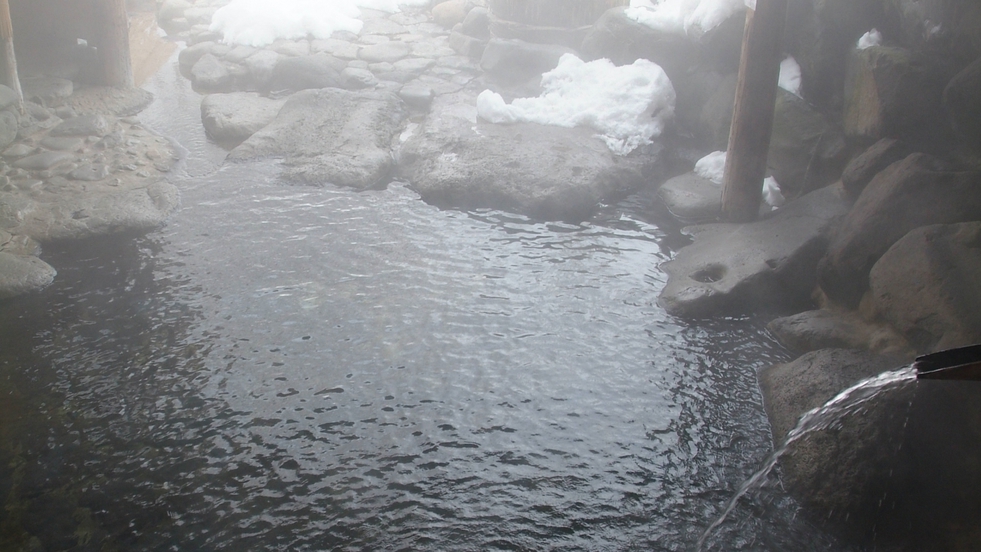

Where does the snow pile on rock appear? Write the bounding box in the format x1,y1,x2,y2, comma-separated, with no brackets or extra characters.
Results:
694,150,727,183
779,56,802,97
476,54,676,155
210,0,430,46
626,0,746,35
856,29,882,50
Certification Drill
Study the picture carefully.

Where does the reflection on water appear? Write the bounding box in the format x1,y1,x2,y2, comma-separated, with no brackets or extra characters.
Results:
0,52,845,551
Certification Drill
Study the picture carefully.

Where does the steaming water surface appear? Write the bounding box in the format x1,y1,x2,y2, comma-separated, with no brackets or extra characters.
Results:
0,56,847,551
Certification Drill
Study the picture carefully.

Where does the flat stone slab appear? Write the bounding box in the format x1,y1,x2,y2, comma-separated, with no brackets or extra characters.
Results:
0,251,56,299
658,185,851,317
229,88,406,190
12,151,76,171
50,114,111,137
657,171,721,223
40,137,85,151
200,92,285,144
870,222,981,353
398,90,662,221
10,181,180,242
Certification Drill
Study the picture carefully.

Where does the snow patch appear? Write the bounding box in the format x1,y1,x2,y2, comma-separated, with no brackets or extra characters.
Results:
762,177,785,209
856,28,882,50
626,0,746,36
476,54,676,156
778,56,801,97
694,150,726,184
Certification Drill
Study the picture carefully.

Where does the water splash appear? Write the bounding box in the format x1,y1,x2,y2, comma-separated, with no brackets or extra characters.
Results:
696,365,918,551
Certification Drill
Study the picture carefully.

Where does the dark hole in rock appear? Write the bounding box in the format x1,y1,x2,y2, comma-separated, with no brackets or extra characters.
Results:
690,264,726,283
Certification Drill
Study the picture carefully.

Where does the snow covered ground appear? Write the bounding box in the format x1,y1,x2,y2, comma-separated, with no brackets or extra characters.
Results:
210,0,430,46
625,0,746,36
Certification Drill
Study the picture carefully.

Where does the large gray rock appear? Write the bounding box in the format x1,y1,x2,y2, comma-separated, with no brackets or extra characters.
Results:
783,0,883,109
178,41,220,73
843,46,952,148
10,181,180,242
398,91,663,221
460,6,491,40
694,72,737,149
432,0,469,28
244,50,283,89
767,309,911,355
201,93,285,144
658,185,850,317
818,153,981,307
761,348,981,550
479,38,574,84
0,252,56,299
229,88,406,190
191,53,233,91
870,222,981,353
768,90,847,198
839,138,911,198
268,54,345,92
882,0,981,65
943,56,981,147
758,348,914,546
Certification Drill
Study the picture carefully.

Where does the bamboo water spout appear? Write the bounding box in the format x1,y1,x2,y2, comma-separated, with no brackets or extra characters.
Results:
914,344,981,381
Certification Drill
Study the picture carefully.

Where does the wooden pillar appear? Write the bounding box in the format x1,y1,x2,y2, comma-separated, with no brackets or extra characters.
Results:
721,0,788,222
100,0,134,88
0,0,23,103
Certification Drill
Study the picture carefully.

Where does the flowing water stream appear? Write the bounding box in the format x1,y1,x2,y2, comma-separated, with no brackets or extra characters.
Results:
0,53,865,551
696,366,918,551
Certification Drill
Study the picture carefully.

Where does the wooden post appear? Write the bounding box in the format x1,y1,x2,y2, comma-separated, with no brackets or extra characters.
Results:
721,0,788,222
0,0,23,103
100,0,134,88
